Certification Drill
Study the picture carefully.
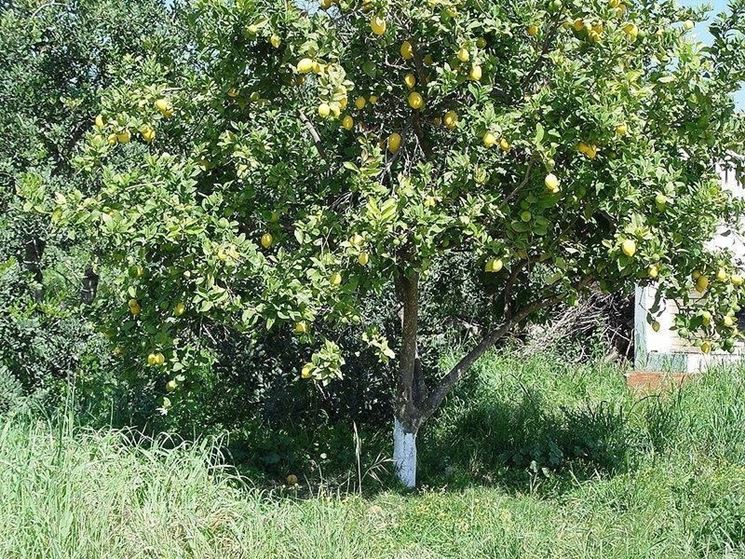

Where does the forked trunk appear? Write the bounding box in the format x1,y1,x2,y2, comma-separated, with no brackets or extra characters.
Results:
393,417,418,488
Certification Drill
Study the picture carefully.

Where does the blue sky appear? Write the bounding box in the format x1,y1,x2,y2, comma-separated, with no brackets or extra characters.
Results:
681,0,744,108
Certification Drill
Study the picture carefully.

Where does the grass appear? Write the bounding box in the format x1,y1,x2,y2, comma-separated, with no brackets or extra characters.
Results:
1,352,745,558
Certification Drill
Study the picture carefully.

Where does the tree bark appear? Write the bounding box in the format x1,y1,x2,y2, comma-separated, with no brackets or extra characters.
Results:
393,268,422,486
80,265,99,305
21,236,45,302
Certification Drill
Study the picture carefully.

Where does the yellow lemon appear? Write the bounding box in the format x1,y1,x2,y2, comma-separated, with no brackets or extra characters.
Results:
717,268,728,282
95,114,105,128
695,275,709,293
296,58,315,73
485,258,503,273
166,379,178,392
116,129,131,144
107,133,118,145
544,173,560,193
140,125,155,143
147,353,158,366
456,47,469,62
483,132,497,148
499,138,511,151
573,18,585,31
368,95,378,104
527,24,540,36
370,14,387,35
260,232,273,248
400,40,414,60
469,65,482,81
330,272,342,286
301,363,313,379
651,320,661,332
358,252,370,266
354,96,366,110
128,299,141,315
623,22,639,40
648,264,659,279
174,302,186,317
731,274,744,286
317,103,331,118
621,239,636,257
407,91,424,109
724,315,736,328
154,98,173,117
270,34,281,47
443,110,458,129
700,341,712,354
294,321,309,334
404,73,416,89
341,115,354,130
387,132,402,153
615,123,628,136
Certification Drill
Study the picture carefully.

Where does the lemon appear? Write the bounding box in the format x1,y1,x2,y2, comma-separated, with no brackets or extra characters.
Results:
573,18,585,31
341,115,354,130
107,133,118,145
527,24,539,36
700,341,712,354
499,138,511,151
621,239,636,257
400,40,414,60
317,103,331,118
260,232,273,248
140,125,155,143
354,96,366,110
147,353,158,366
651,320,661,332
154,98,173,117
128,299,141,316
296,58,315,73
287,474,299,485
469,65,482,81
174,302,186,317
358,252,370,266
615,123,628,136
387,132,402,153
724,315,736,328
731,274,744,286
544,173,560,193
294,321,309,334
717,268,728,282
683,20,694,31
648,264,659,279
695,275,709,293
483,132,497,148
407,91,424,109
301,363,313,379
476,37,487,48
95,114,105,128
116,129,131,144
270,34,281,48
166,379,178,392
330,272,342,286
368,95,379,104
623,22,639,41
443,110,458,129
370,14,387,35
456,47,469,62
701,311,712,326
485,258,503,273
404,73,416,89
155,353,165,365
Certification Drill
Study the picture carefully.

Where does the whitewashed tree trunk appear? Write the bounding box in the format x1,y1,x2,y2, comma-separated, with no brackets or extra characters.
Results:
393,418,417,488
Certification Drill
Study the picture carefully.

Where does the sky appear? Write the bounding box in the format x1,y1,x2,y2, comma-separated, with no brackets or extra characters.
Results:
681,0,744,108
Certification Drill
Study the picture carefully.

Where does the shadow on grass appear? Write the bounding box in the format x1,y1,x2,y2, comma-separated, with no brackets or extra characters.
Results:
416,387,634,493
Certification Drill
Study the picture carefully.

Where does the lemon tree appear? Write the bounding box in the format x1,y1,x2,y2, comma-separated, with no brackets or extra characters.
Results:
52,0,744,486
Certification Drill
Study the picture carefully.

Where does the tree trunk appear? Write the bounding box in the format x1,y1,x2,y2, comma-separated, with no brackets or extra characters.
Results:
393,417,418,488
393,268,422,487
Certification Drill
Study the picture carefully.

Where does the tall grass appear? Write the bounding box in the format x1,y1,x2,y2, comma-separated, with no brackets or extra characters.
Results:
1,352,744,558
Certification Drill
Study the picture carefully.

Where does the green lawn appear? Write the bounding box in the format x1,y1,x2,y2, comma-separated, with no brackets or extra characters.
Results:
1,353,744,558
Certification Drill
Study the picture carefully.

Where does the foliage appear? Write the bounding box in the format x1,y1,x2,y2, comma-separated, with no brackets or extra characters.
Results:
42,0,745,451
